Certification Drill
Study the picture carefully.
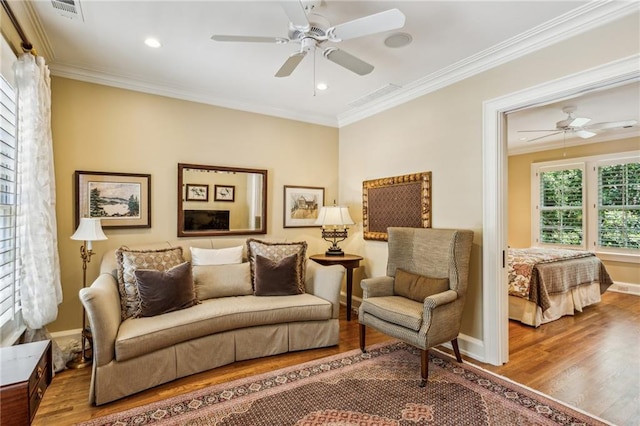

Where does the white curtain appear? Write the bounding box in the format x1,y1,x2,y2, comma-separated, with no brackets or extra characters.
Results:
14,53,62,330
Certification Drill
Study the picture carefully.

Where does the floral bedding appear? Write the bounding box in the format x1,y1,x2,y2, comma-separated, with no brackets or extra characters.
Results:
507,247,606,311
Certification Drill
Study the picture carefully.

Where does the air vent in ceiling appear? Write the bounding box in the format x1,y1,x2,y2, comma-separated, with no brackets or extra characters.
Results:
51,0,84,21
348,84,402,108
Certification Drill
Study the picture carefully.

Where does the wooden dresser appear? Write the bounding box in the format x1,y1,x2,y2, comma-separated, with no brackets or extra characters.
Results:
0,340,53,425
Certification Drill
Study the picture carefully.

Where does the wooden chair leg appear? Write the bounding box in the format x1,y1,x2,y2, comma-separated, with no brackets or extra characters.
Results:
451,338,463,363
420,349,428,387
359,324,366,353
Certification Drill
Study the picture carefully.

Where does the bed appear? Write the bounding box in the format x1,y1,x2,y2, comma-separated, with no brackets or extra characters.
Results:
508,247,613,327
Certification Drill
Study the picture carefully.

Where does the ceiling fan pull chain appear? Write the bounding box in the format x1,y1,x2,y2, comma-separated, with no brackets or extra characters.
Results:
313,48,317,97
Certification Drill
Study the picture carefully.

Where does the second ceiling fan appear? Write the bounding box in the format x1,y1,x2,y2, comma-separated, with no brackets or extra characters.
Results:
211,0,406,78
518,106,638,142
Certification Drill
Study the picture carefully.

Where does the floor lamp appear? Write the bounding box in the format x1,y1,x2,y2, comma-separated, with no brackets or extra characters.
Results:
67,218,107,369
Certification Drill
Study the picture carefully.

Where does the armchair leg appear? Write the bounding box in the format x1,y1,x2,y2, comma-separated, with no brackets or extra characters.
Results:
420,349,428,387
451,338,463,363
359,324,366,353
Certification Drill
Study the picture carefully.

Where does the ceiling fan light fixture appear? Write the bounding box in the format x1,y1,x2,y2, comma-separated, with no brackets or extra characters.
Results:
316,82,328,91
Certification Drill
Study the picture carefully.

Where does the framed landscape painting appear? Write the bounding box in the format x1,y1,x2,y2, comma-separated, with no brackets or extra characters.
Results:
283,185,324,228
75,171,151,229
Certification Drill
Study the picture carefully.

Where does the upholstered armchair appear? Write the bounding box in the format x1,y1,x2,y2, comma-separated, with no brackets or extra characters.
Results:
359,227,474,386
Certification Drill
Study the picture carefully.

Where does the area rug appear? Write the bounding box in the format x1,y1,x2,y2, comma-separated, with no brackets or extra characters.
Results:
79,341,609,426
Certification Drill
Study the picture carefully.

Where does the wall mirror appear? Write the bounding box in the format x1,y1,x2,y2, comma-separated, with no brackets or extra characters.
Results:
178,163,267,237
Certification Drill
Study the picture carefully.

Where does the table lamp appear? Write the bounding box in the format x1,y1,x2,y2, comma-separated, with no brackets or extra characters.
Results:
314,205,354,256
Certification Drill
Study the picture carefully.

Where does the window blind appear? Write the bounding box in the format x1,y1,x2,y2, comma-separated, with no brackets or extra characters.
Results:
0,74,20,340
598,162,640,249
539,168,584,246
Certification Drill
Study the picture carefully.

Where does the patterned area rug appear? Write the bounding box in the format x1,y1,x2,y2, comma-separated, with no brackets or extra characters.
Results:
80,342,608,426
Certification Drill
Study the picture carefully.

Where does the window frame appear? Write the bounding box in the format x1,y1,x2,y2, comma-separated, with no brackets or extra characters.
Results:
531,150,640,264
0,35,24,347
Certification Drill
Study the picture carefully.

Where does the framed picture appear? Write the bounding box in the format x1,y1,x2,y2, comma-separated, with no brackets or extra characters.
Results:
283,185,324,228
214,185,235,202
185,184,209,201
75,171,151,229
363,171,431,241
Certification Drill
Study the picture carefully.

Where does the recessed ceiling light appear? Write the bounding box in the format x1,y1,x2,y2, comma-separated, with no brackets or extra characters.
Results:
144,38,162,48
384,32,412,48
316,82,328,91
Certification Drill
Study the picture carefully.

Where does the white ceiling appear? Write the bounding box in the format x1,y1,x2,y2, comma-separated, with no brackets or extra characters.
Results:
14,0,640,147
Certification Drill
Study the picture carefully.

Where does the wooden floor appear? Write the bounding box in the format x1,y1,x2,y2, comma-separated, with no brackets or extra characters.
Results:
34,291,638,425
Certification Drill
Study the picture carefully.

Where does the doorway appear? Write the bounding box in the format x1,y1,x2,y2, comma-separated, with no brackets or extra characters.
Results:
481,55,640,366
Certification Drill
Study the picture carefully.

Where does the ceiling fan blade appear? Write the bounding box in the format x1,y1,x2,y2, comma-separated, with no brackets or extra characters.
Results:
280,1,310,30
517,129,559,133
275,51,307,77
323,48,374,76
212,35,289,44
527,131,563,142
568,117,591,127
585,119,638,131
328,8,405,41
576,130,596,139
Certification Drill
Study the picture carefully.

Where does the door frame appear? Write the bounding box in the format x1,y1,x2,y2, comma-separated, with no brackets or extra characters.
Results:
482,54,640,365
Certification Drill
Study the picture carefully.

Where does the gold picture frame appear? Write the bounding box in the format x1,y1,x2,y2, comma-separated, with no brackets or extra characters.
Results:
362,172,431,241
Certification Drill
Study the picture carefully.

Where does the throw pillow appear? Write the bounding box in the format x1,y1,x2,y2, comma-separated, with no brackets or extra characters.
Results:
134,261,198,317
254,254,300,296
189,246,243,266
116,246,185,320
192,262,253,300
246,239,307,293
394,268,450,303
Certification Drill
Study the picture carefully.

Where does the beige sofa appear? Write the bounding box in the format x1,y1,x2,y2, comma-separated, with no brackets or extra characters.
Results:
80,238,345,405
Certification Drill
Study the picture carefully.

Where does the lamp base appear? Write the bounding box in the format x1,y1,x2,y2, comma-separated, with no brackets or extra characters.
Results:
325,247,345,256
66,352,92,369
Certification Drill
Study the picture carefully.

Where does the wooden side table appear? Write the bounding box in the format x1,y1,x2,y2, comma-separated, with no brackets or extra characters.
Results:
0,340,53,425
310,254,363,321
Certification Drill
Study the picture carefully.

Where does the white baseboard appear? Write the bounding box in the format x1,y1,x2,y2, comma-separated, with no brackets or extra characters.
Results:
607,282,640,296
50,328,81,348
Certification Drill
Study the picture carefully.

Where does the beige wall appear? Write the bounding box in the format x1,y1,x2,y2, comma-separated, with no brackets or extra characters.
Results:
508,137,640,285
51,78,338,332
339,13,640,341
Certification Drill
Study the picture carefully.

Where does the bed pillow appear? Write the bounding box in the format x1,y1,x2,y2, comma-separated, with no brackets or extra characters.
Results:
394,268,449,303
116,246,185,320
190,246,243,266
134,261,198,317
246,239,307,293
254,254,300,296
192,262,253,300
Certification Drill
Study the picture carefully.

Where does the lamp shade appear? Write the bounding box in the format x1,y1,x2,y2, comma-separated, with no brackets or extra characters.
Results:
314,206,355,227
71,218,108,242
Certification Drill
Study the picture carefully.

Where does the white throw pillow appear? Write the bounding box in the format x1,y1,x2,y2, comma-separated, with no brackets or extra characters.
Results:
190,246,243,266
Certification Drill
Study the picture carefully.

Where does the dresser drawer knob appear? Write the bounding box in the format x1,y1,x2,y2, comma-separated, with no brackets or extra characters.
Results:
36,366,44,379
37,387,44,400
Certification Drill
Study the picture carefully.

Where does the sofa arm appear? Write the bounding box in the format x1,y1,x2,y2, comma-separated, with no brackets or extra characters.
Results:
361,276,394,299
79,273,122,367
305,261,345,319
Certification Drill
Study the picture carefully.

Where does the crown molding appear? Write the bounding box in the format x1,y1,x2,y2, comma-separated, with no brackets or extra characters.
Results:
49,63,339,128
9,0,56,60
337,1,640,127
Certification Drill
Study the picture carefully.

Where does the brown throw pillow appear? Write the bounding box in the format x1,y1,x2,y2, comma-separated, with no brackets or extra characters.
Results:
394,268,450,302
254,254,301,296
134,261,197,317
246,239,307,293
116,246,185,320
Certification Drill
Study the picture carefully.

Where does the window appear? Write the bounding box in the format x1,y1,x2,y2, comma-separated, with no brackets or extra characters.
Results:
597,160,640,250
538,166,584,246
0,44,22,345
532,151,640,261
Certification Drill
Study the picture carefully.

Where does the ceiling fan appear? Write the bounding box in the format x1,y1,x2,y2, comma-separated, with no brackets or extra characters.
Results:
211,0,405,78
518,106,638,142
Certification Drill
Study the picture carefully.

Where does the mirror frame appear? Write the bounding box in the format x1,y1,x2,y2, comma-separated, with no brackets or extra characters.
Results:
177,163,268,237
